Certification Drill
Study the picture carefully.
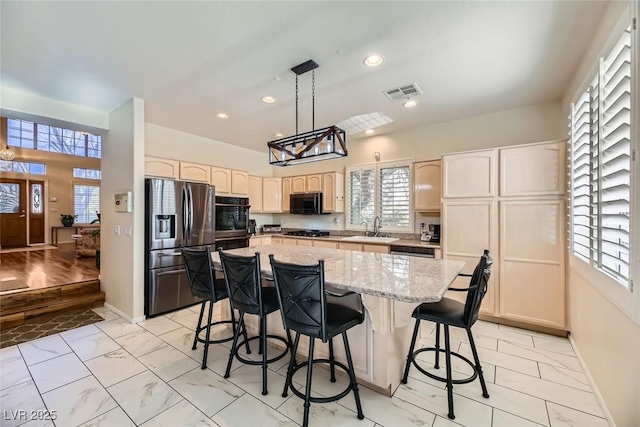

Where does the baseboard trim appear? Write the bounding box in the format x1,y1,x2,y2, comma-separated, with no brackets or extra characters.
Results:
104,302,145,324
568,334,615,427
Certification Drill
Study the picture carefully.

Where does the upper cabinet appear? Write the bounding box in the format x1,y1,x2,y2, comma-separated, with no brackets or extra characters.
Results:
145,156,180,179
499,141,566,197
282,177,292,213
231,170,249,195
443,149,496,198
180,162,210,183
414,160,441,211
322,172,344,213
306,174,322,192
248,176,263,212
292,176,306,193
263,178,282,212
211,167,232,194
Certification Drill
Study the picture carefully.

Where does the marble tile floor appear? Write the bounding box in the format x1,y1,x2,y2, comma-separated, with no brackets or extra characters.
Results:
0,305,609,427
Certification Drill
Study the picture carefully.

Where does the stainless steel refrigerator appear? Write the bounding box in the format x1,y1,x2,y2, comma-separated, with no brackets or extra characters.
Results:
145,178,215,317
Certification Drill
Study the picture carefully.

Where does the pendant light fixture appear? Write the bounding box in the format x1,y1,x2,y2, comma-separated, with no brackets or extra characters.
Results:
268,59,347,166
0,144,15,161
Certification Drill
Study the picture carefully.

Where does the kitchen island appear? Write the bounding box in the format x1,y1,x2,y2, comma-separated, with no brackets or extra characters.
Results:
212,244,465,396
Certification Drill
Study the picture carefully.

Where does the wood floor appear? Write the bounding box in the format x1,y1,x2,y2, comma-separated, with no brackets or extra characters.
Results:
0,243,99,294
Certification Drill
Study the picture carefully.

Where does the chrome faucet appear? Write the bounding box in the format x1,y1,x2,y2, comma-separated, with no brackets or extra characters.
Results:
360,221,369,237
373,216,382,237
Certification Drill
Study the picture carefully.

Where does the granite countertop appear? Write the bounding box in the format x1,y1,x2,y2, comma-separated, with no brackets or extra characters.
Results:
211,244,464,304
252,233,442,249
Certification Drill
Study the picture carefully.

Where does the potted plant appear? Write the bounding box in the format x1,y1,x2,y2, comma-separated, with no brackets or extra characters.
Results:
91,213,101,269
60,214,77,227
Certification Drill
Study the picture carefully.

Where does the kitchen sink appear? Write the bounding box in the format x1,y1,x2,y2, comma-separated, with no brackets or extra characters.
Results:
340,236,399,243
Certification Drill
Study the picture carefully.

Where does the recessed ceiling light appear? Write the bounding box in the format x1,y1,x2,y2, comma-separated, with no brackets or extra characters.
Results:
262,96,276,104
403,100,418,108
364,129,375,135
363,54,384,67
216,113,229,119
274,133,284,137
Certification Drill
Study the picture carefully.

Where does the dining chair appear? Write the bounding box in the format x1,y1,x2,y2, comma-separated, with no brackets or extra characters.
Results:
401,249,492,420
269,254,365,427
181,246,245,370
218,249,291,395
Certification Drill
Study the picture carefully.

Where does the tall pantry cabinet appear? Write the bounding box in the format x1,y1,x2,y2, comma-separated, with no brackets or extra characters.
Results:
442,140,567,331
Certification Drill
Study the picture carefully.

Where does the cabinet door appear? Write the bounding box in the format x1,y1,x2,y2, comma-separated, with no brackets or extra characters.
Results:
272,237,284,245
499,200,565,328
499,141,566,197
211,167,231,193
180,162,210,183
442,150,496,198
338,242,363,251
363,244,389,254
322,173,335,212
145,156,180,179
414,160,441,211
296,239,313,247
282,177,292,212
306,174,322,192
292,176,306,193
442,200,497,315
262,178,282,212
248,237,262,248
248,176,263,212
313,240,338,249
231,170,249,195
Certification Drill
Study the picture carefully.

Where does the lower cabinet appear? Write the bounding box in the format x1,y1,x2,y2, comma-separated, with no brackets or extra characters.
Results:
363,244,389,254
337,242,362,251
312,240,338,249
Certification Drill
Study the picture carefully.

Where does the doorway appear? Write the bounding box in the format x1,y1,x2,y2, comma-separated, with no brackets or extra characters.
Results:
29,180,45,244
0,178,27,247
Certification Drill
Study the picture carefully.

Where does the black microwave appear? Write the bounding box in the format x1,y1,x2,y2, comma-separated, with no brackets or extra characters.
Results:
290,192,323,215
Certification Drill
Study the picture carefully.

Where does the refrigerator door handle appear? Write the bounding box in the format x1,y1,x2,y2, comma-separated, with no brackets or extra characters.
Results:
188,186,194,236
182,187,189,243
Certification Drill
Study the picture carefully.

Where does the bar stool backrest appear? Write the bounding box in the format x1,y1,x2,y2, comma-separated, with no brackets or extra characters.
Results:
181,246,216,302
269,255,328,342
218,249,263,316
463,249,493,328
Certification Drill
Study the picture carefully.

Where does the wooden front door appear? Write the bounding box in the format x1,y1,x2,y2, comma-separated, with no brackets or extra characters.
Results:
29,181,45,244
0,178,28,247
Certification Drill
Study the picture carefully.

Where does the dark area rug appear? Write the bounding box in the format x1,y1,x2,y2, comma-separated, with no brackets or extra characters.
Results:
0,307,105,348
0,279,29,292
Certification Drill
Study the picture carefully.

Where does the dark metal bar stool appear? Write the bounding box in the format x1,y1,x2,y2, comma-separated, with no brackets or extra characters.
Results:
181,246,247,370
269,255,365,427
218,249,291,395
401,250,492,420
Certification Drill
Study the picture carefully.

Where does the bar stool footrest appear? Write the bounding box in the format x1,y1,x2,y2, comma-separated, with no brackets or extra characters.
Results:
195,319,235,345
288,358,353,403
411,347,478,384
234,335,290,365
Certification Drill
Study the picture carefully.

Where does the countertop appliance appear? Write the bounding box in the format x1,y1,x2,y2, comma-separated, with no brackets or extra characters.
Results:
420,223,441,244
290,192,324,215
248,219,257,235
262,224,282,233
389,245,436,258
285,230,330,237
145,178,215,317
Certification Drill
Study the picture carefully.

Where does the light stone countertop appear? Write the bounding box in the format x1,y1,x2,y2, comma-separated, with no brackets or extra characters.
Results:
252,233,442,249
211,244,464,304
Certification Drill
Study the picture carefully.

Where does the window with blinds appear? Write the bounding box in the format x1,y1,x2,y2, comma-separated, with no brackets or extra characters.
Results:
346,161,412,231
74,184,100,224
569,26,632,287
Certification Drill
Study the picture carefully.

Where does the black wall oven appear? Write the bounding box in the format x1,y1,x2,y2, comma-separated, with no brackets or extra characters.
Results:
215,196,249,238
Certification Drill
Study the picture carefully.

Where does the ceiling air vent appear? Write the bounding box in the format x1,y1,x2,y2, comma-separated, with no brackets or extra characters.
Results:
383,83,422,101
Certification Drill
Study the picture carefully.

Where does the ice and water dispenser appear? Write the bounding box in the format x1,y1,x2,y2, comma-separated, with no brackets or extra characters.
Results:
155,214,176,239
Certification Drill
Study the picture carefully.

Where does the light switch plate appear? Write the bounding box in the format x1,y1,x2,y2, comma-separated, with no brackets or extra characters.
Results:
114,226,120,235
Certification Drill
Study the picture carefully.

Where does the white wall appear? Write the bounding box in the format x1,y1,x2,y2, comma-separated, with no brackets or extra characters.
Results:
561,2,640,426
101,98,146,320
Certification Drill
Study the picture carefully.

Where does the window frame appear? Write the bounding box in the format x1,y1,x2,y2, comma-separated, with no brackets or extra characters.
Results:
345,159,414,233
72,182,101,225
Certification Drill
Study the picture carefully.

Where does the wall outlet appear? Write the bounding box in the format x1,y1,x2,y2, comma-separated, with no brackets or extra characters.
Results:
114,225,120,236
125,226,132,237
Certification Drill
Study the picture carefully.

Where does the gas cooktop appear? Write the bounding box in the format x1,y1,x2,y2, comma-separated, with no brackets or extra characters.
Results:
284,230,330,237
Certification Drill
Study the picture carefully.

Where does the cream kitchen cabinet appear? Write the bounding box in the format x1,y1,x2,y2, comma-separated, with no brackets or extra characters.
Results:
306,174,322,192
312,240,337,249
211,167,232,193
145,156,180,179
322,172,344,213
282,177,292,212
179,162,210,183
249,236,272,247
271,237,284,244
499,199,565,328
262,177,282,212
248,176,263,212
499,141,566,197
414,160,441,211
363,244,389,254
292,176,306,193
338,242,363,251
231,170,249,195
296,239,313,246
442,149,496,198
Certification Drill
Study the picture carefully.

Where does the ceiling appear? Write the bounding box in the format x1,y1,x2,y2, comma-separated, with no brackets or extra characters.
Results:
1,1,608,153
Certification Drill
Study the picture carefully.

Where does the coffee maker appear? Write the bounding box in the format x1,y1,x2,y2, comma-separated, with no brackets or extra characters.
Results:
420,223,441,243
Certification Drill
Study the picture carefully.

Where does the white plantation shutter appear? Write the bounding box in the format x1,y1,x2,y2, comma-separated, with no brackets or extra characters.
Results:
347,166,376,226
379,165,411,227
599,28,631,282
569,26,632,288
570,89,591,261
74,184,100,224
